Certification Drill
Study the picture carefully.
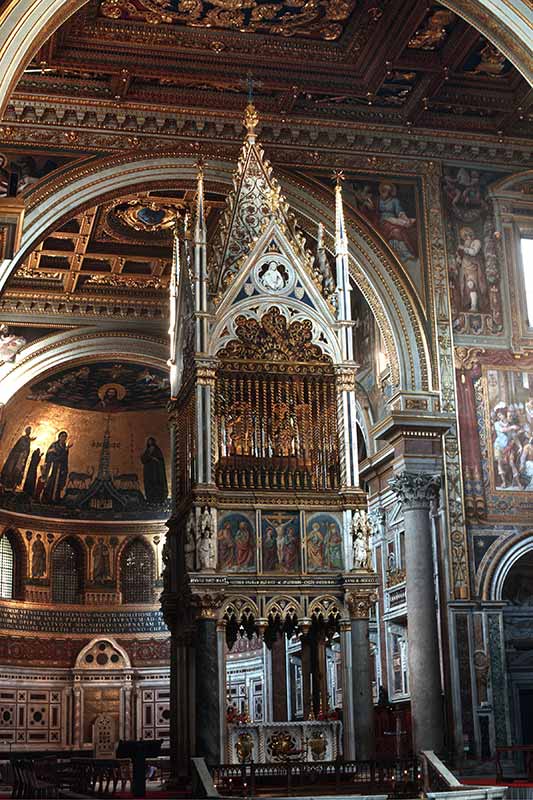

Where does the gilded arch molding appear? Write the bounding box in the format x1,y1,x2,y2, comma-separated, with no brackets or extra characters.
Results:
0,152,432,397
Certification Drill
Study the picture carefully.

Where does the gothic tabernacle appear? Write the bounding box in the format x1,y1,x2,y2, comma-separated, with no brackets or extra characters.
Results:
0,1,532,794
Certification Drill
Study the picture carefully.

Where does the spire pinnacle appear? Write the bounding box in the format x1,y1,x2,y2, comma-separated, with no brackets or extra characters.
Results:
195,159,207,244
334,170,348,258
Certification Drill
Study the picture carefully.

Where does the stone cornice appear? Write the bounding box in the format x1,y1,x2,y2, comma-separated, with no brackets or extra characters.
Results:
2,98,532,169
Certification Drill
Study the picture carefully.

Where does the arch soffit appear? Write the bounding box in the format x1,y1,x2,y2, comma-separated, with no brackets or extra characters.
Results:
0,0,531,124
476,530,533,601
0,328,168,406
488,168,533,198
2,155,430,393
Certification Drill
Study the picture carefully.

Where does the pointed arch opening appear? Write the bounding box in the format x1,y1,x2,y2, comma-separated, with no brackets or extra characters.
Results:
51,536,84,604
119,538,155,604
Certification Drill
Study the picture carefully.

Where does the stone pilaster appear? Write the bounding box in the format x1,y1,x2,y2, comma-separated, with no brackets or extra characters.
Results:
389,471,444,753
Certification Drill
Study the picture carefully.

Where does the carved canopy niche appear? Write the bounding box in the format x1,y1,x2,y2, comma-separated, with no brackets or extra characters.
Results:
215,307,339,491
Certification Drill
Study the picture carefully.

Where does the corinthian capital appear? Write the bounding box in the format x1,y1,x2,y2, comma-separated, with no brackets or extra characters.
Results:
388,472,441,510
346,590,377,620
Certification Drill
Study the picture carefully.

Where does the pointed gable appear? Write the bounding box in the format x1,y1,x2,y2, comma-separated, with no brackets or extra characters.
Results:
210,102,314,296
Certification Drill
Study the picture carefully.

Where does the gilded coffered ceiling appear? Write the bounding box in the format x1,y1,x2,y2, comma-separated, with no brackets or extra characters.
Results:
98,0,357,41
7,0,531,141
7,188,225,300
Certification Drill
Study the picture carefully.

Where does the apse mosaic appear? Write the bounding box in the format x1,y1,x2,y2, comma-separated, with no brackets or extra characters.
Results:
0,362,170,520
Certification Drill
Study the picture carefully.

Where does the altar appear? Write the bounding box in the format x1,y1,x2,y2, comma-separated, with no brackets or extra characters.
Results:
227,720,342,764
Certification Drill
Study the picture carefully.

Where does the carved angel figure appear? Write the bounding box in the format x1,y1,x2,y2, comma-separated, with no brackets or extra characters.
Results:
351,510,372,570
184,512,196,572
197,506,216,571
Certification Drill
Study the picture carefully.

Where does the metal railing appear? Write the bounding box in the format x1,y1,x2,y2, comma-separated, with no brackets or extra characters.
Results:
212,757,422,797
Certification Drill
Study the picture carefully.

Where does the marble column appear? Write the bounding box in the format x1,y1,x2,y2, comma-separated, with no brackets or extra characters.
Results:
271,633,288,721
301,635,312,719
195,613,223,765
169,624,195,779
339,621,356,759
346,590,376,760
389,471,444,753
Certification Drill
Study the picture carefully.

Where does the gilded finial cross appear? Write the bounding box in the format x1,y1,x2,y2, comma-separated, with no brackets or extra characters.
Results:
246,71,254,104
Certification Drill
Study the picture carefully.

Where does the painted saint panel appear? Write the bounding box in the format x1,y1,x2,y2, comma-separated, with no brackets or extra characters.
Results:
343,176,423,297
484,367,533,492
261,510,300,573
312,172,425,302
305,513,343,572
443,166,506,337
217,512,256,572
0,362,170,520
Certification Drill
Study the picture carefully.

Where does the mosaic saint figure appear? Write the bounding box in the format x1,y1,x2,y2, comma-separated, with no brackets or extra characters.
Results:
93,538,111,582
0,426,36,490
325,522,343,570
235,521,254,569
141,436,168,504
217,521,235,569
307,522,325,570
42,431,71,504
23,448,41,496
31,533,46,578
262,526,278,571
282,526,299,572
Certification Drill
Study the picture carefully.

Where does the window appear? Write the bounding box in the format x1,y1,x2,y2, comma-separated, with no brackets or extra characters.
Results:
521,237,533,327
120,539,154,604
52,538,83,604
0,536,14,599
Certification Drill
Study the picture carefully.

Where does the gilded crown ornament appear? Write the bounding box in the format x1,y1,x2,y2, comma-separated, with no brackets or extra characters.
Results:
244,102,259,138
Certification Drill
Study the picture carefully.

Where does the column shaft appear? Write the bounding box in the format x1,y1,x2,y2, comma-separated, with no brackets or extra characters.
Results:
404,504,444,752
301,637,312,719
271,634,288,721
195,617,222,764
350,617,375,759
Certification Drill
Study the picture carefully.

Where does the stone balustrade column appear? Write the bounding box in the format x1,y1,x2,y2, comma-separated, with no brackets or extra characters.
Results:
346,589,377,760
73,684,82,749
389,471,444,753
